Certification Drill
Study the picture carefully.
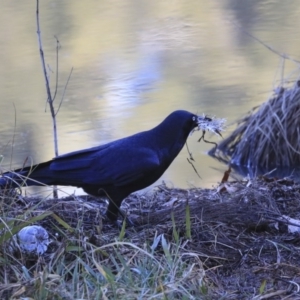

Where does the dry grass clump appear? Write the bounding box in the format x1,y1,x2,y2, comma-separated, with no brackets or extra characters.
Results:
209,80,300,174
1,178,300,299
0,189,209,300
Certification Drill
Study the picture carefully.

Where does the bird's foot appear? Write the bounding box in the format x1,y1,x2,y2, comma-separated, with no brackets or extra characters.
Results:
112,217,136,230
123,216,135,227
105,214,136,229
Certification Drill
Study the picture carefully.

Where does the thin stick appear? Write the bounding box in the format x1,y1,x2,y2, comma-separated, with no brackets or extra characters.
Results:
231,21,300,64
52,36,60,102
56,67,73,116
36,0,58,158
36,0,58,198
187,158,202,179
185,142,202,179
9,103,17,170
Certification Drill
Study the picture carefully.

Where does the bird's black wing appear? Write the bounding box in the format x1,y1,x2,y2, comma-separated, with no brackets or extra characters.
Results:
50,145,110,171
49,142,161,187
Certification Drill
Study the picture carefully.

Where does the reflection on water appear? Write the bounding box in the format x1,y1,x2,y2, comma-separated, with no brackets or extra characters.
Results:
1,0,300,197
101,47,162,113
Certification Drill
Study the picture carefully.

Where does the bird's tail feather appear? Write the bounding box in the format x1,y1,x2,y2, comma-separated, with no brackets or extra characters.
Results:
0,161,54,189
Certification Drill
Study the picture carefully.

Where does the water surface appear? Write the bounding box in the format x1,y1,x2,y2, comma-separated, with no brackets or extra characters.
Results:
1,0,300,196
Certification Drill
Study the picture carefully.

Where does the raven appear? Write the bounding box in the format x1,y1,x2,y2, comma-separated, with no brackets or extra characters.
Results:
0,110,200,222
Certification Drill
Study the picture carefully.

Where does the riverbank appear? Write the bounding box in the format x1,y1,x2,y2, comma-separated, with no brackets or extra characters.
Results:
1,177,299,299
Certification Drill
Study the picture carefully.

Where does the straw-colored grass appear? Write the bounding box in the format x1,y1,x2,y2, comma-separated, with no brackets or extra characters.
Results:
1,178,300,299
210,81,300,173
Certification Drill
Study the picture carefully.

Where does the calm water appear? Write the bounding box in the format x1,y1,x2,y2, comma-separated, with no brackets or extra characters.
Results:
1,1,300,197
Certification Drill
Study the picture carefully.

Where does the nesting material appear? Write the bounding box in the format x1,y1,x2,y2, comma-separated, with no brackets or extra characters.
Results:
1,178,300,297
210,81,300,171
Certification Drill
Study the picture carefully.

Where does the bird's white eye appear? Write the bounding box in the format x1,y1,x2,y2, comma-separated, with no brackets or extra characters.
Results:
192,116,196,121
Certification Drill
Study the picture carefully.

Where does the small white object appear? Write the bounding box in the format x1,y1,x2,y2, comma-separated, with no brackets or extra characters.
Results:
281,215,300,234
192,114,226,136
13,225,50,254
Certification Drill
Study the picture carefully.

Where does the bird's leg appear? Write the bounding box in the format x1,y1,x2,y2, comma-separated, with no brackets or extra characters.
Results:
106,200,135,227
106,201,120,222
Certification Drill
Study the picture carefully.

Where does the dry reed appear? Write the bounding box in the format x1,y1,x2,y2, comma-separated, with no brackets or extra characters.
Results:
210,81,300,173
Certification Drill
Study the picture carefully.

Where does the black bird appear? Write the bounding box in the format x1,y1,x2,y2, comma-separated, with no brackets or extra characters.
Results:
0,110,200,222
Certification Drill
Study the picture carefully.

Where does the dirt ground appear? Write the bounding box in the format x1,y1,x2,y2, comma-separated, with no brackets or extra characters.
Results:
2,176,300,299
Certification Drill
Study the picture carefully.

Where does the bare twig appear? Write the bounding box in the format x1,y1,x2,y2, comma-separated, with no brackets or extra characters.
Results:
198,130,218,148
185,141,201,178
36,0,59,158
231,21,300,64
56,67,73,116
9,103,17,170
186,115,226,178
185,142,194,161
187,157,202,179
52,36,61,102
36,0,58,198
